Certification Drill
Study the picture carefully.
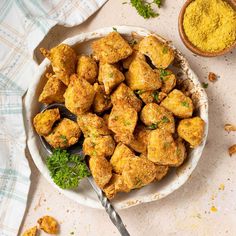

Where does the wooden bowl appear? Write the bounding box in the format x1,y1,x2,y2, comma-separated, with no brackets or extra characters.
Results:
178,0,236,57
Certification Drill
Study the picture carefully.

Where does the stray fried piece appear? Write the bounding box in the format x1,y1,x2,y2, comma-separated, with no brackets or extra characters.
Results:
161,89,193,118
33,108,60,136
44,118,81,149
37,215,59,234
139,90,167,104
224,124,236,133
64,74,95,115
92,32,133,63
228,144,236,157
22,226,37,236
139,35,174,69
208,72,217,82
89,156,112,188
39,74,66,104
177,117,205,147
40,44,77,85
77,55,98,84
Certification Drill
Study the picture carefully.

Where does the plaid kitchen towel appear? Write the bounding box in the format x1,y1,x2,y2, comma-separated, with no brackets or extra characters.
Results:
0,1,107,235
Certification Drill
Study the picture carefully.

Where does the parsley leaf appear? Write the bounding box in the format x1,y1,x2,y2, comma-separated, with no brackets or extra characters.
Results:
129,39,137,46
134,90,144,95
46,149,90,189
159,69,171,80
161,116,170,123
148,123,158,130
162,47,168,54
153,0,162,8
152,91,159,102
112,27,117,32
202,82,208,88
181,101,189,107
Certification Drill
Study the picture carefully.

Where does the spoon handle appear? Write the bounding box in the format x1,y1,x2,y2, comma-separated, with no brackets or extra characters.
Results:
87,177,130,236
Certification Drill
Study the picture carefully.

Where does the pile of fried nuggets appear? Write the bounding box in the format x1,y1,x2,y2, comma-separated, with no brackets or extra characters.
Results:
33,31,205,199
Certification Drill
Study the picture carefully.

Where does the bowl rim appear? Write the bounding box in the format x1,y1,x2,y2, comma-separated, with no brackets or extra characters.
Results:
25,25,209,209
178,0,236,57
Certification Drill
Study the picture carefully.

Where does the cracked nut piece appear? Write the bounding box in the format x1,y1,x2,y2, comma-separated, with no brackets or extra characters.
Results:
37,215,59,234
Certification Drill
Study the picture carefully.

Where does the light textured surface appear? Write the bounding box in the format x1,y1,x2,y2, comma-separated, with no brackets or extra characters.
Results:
20,0,236,235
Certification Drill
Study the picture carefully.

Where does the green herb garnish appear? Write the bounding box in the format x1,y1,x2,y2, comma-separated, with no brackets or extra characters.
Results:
108,72,114,78
46,149,90,189
162,47,168,54
202,82,208,88
129,39,137,46
152,91,159,102
181,101,189,107
159,69,171,80
153,0,162,8
161,116,170,123
112,27,117,32
148,123,158,130
134,90,144,95
60,135,67,145
124,120,131,126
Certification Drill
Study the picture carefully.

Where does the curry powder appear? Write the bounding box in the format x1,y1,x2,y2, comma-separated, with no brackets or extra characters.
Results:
183,0,236,52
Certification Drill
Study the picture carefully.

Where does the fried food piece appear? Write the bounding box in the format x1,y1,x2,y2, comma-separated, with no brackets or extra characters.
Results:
122,156,156,189
122,51,145,69
37,215,59,234
228,144,236,157
64,74,95,115
147,129,183,166
22,226,37,236
139,36,174,69
175,137,187,166
33,108,60,136
39,73,67,104
139,90,167,104
110,143,135,174
83,135,115,157
108,100,138,142
126,58,162,91
208,72,217,82
93,83,112,113
224,124,236,133
103,174,130,199
77,55,98,84
92,32,133,63
177,117,205,147
77,113,110,138
89,156,112,188
140,103,175,133
111,83,142,112
103,113,109,126
160,70,176,94
44,118,81,149
40,44,77,85
98,63,125,95
161,89,193,118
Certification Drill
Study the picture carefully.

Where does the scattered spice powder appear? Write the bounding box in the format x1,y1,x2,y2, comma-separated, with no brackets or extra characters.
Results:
183,0,236,52
228,144,236,157
208,72,217,82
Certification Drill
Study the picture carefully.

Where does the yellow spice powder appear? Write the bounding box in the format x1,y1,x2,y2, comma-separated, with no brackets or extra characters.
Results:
183,0,236,52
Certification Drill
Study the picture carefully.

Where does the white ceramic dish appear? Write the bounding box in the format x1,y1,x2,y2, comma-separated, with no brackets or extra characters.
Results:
25,26,208,210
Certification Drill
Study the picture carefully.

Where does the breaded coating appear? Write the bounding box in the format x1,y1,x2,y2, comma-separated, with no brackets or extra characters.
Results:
122,51,145,69
39,73,66,104
103,174,130,199
92,32,133,63
93,83,112,113
139,36,174,69
125,58,162,91
89,156,112,188
22,226,37,236
83,135,115,157
40,44,77,85
64,74,95,115
98,63,125,95
147,129,182,166
140,103,175,133
110,143,135,174
177,117,205,147
161,89,193,118
111,83,142,112
103,113,109,126
122,157,156,189
33,108,60,136
77,55,98,84
175,137,187,166
160,69,176,94
139,90,167,104
77,113,110,138
37,215,59,234
108,100,138,142
44,118,81,149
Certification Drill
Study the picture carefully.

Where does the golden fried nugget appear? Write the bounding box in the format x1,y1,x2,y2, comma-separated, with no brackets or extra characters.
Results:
33,108,60,136
122,51,145,69
40,44,77,85
64,74,95,115
83,135,115,157
139,90,167,104
140,103,175,133
89,156,112,188
44,118,81,149
161,89,193,118
93,83,112,113
139,36,174,69
37,215,59,234
92,32,133,63
111,83,142,112
39,74,66,104
160,70,176,94
125,58,162,91
77,113,110,138
77,55,98,84
98,63,125,95
22,226,37,236
177,117,205,147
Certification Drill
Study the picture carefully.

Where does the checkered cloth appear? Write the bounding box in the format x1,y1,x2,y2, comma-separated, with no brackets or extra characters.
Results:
0,1,107,235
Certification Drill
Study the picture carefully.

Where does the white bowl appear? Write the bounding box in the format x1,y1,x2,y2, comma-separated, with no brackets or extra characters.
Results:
25,26,208,209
